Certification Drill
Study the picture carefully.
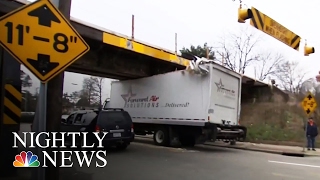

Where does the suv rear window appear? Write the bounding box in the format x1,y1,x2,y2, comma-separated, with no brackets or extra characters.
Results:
97,111,132,126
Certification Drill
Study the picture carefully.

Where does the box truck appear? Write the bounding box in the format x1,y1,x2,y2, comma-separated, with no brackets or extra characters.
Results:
104,61,246,147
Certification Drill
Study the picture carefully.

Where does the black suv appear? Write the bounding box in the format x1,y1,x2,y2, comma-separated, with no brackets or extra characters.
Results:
61,108,134,150
94,108,134,149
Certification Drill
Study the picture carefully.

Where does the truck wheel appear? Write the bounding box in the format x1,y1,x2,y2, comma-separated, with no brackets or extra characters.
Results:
153,127,169,146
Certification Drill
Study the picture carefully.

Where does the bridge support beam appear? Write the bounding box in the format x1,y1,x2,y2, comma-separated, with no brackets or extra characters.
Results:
0,47,22,177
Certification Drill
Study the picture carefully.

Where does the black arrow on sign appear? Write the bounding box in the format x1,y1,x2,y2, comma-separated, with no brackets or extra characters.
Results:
306,109,311,114
27,54,59,76
307,94,313,100
27,4,60,27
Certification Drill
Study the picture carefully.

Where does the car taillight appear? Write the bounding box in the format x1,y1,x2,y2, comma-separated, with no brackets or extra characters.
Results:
95,125,100,132
131,124,134,133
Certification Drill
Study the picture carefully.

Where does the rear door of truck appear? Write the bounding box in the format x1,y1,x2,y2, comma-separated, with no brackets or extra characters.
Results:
209,64,241,126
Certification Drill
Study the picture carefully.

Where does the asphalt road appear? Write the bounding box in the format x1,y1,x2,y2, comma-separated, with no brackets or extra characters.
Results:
13,124,320,180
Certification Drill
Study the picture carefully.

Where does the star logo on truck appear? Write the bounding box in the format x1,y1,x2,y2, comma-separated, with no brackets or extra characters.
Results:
215,79,224,90
215,78,235,95
121,86,136,105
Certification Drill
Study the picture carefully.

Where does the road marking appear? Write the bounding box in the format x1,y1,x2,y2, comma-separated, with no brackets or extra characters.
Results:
268,160,320,168
272,172,303,179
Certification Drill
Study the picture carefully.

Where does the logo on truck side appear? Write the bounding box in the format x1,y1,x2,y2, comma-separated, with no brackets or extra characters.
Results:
121,86,137,107
121,86,159,108
214,79,235,96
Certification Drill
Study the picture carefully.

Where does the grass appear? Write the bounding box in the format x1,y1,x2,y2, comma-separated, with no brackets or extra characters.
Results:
246,124,304,142
240,102,320,146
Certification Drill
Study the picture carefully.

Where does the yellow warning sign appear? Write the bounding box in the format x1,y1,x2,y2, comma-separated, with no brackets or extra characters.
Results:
301,92,317,116
0,0,90,83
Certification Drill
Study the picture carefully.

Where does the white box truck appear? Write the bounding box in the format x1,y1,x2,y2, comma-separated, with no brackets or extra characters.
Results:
104,61,246,147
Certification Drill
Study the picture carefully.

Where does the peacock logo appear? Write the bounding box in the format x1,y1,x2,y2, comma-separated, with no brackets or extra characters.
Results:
13,151,40,167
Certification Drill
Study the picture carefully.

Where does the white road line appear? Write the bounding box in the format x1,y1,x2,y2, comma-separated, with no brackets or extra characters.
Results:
268,160,320,168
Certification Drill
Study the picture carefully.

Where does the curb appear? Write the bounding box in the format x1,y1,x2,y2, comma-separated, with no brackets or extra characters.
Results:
204,143,319,157
135,136,320,157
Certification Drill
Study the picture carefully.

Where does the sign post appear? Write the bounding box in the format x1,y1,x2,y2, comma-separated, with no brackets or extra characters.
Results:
300,92,318,152
0,0,89,179
36,82,47,179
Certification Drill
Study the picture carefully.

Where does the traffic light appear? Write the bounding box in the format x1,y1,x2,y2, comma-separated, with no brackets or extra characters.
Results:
304,45,315,56
238,8,253,23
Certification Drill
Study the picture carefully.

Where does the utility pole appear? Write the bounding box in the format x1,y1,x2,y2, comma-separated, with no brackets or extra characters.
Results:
45,0,72,180
131,15,134,40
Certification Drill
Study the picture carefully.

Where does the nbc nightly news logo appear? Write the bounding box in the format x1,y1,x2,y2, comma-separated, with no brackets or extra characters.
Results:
12,132,108,168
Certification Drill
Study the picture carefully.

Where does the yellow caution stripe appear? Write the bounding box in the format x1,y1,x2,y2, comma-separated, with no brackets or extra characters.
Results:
102,32,189,67
250,7,264,31
250,7,301,51
3,84,21,124
290,35,301,51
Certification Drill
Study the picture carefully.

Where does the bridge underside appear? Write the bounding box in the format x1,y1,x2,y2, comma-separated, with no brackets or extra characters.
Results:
73,37,185,80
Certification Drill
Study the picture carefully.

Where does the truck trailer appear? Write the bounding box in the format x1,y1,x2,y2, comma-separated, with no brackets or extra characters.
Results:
104,60,246,147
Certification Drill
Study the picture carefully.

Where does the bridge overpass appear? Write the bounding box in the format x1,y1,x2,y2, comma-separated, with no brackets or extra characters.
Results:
0,0,272,83
0,0,280,178
0,0,190,80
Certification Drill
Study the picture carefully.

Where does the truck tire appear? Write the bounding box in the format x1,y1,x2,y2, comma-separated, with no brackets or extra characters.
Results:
153,127,169,146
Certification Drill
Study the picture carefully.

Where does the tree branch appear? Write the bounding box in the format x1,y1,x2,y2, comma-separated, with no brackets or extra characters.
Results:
215,28,260,74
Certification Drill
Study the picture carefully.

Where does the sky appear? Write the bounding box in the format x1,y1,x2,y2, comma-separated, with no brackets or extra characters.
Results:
21,0,320,101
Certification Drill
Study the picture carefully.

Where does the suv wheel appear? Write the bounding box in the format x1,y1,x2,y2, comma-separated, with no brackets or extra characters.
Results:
153,127,169,146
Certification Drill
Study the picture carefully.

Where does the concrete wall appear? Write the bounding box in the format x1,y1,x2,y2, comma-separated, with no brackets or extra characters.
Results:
241,85,289,104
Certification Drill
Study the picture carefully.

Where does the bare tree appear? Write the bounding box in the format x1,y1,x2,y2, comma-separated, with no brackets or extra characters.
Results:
20,70,32,88
81,77,99,106
69,91,80,105
215,27,261,74
91,77,105,108
275,61,306,94
254,52,285,81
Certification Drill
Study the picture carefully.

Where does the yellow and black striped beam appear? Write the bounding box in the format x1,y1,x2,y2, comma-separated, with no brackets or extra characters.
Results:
249,7,301,51
3,84,21,125
102,32,190,67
